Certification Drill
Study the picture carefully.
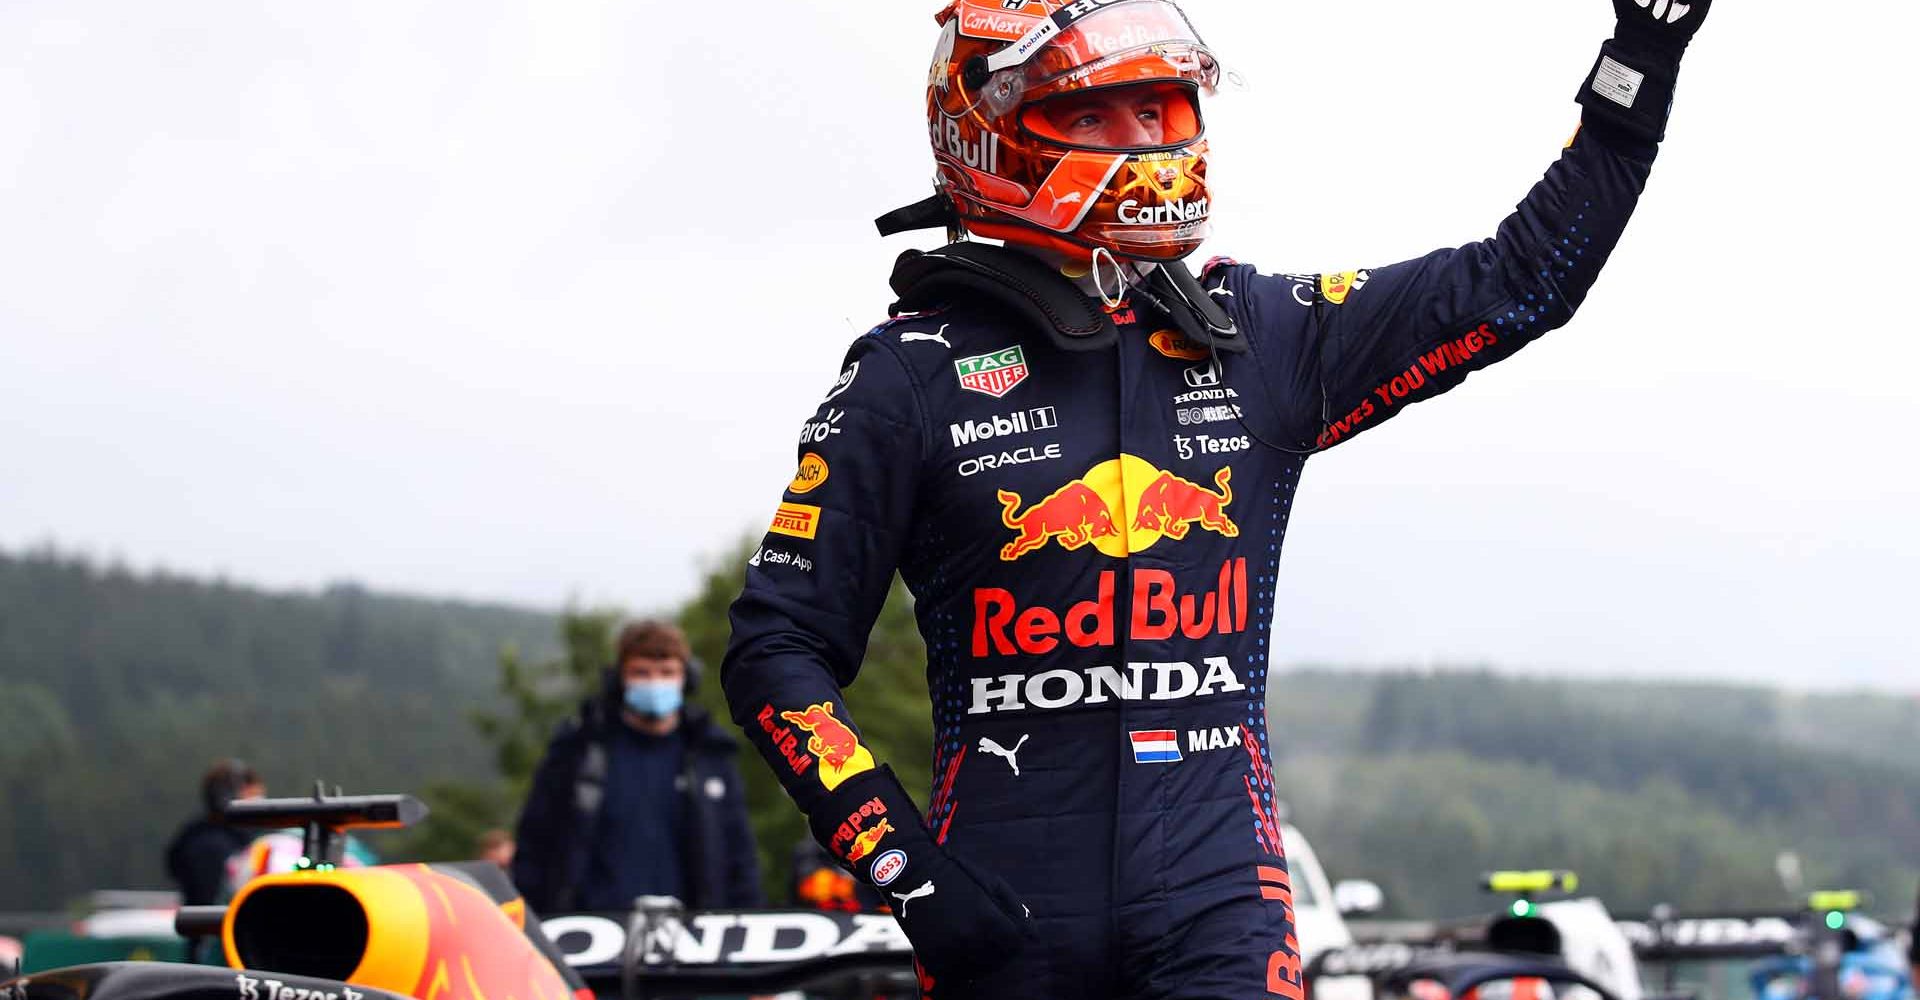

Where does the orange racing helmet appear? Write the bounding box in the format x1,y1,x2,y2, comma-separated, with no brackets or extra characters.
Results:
924,0,1222,263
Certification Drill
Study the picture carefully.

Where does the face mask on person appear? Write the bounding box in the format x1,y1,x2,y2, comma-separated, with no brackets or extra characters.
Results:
624,679,683,718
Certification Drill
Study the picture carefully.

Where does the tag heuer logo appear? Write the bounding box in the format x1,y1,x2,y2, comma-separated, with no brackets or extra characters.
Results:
955,346,1030,399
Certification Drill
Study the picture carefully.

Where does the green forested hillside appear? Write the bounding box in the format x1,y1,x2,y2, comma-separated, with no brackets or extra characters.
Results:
0,548,557,908
3,545,1913,922
1269,670,1920,916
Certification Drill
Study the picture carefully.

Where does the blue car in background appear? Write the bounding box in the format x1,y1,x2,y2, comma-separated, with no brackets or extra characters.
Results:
1749,917,1913,1000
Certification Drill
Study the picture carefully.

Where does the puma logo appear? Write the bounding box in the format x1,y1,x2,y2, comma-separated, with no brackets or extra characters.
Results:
900,324,952,349
892,880,936,918
1208,284,1234,298
1051,191,1085,213
1633,0,1692,24
978,735,1029,777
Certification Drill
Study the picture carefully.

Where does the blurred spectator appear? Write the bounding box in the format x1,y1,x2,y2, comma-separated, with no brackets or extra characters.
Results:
223,830,376,896
511,621,762,912
1,934,21,970
476,829,515,870
164,759,263,906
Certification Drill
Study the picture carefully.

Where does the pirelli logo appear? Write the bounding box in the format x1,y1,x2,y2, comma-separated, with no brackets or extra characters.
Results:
770,502,822,540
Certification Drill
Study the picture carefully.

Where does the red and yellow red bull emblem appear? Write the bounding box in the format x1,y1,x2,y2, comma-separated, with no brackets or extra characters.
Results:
779,702,876,790
846,820,895,863
998,456,1238,562
827,795,895,867
1319,270,1368,305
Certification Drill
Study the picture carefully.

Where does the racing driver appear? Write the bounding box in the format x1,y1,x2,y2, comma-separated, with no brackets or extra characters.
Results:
722,1,1713,997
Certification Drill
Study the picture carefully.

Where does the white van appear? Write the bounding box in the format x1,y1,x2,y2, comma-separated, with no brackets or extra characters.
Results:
1283,823,1357,963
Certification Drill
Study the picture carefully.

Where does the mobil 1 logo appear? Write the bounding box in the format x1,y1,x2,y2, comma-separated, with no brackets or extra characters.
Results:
949,406,1058,449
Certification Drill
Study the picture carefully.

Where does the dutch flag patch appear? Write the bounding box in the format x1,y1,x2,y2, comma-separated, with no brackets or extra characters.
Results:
1129,730,1183,764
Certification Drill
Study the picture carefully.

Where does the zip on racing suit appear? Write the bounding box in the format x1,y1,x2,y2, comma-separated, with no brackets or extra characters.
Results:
722,8,1705,998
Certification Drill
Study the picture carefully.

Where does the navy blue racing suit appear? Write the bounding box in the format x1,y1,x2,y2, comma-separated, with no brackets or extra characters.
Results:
723,104,1665,1000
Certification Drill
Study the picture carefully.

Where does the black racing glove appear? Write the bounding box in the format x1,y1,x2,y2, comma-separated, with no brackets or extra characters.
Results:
808,765,1034,981
1577,0,1713,143
1612,0,1712,55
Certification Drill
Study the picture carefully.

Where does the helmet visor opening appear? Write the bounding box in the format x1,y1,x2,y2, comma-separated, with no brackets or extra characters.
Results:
1021,81,1203,151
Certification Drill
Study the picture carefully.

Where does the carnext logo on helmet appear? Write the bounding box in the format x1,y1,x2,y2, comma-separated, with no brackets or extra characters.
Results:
1118,197,1211,225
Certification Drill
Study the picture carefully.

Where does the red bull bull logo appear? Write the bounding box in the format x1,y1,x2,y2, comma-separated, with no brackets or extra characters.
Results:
828,795,893,862
1133,467,1237,540
845,819,895,863
778,702,876,790
998,455,1238,561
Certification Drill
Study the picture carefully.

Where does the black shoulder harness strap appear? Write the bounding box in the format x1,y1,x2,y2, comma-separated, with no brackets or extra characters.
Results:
887,241,1245,355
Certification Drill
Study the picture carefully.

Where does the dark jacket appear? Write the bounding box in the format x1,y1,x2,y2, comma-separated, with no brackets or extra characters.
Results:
165,818,253,905
511,701,763,913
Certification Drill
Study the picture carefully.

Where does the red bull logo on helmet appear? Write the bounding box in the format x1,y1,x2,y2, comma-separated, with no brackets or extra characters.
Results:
779,703,876,791
997,455,1237,561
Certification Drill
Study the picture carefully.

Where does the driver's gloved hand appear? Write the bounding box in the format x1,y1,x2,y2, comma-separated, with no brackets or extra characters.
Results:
807,765,1034,981
1579,0,1714,142
1610,0,1713,56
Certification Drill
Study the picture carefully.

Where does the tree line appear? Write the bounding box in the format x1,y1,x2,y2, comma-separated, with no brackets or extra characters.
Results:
2,545,1913,920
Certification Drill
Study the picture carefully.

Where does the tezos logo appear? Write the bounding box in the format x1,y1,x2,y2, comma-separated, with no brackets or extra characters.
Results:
1174,434,1250,461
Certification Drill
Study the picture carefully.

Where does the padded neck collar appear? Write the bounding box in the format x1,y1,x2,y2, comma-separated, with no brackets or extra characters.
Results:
888,242,1243,354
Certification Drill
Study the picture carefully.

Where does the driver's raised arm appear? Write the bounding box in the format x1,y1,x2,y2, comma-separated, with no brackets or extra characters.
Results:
1218,0,1710,450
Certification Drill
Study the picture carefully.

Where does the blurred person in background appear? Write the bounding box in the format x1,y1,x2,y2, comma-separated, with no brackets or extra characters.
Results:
164,759,263,907
723,0,1714,995
222,829,376,895
476,829,515,871
511,620,762,913
165,759,263,962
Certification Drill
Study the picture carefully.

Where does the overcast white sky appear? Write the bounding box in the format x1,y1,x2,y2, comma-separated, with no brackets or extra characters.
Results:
3,1,1915,692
